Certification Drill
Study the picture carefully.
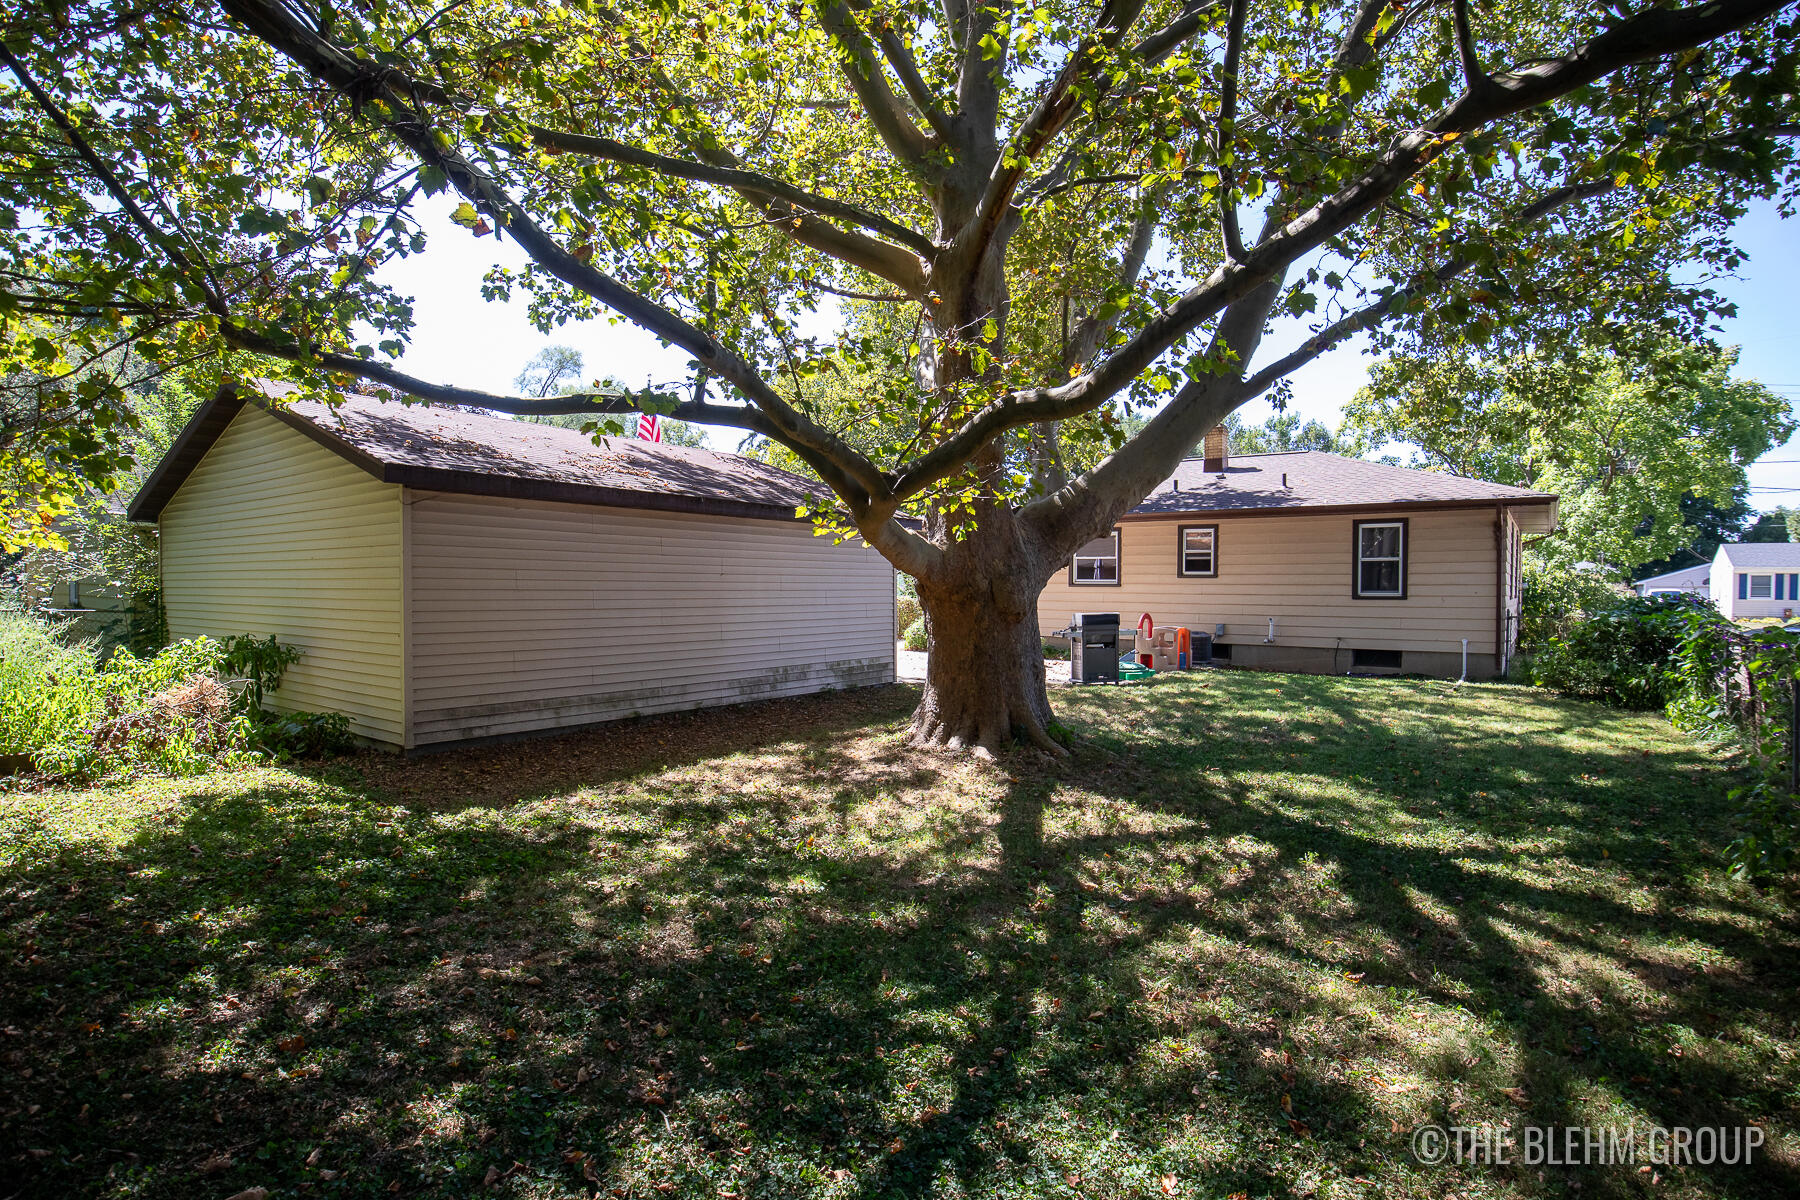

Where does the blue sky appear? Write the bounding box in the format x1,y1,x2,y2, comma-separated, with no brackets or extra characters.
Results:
379,198,1800,509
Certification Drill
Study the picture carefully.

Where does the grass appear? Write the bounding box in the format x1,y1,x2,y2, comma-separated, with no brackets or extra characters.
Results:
1,672,1796,1200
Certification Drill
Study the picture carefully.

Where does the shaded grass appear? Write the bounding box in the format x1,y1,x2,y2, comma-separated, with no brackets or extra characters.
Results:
1,673,1796,1199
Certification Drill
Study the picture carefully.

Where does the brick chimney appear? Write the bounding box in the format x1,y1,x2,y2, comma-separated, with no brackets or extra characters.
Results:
1202,425,1229,473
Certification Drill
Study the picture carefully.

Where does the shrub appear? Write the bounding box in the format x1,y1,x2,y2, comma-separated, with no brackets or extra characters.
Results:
2,616,256,779
221,633,304,708
1534,593,1800,878
1518,556,1629,659
0,607,350,780
895,595,922,638
902,616,927,652
248,708,357,759
1528,592,1700,709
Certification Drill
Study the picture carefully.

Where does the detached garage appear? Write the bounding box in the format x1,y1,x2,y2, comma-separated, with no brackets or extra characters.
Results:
128,385,896,750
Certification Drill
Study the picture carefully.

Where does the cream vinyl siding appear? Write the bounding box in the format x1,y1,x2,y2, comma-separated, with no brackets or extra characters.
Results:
159,407,405,743
1039,507,1502,655
405,493,895,745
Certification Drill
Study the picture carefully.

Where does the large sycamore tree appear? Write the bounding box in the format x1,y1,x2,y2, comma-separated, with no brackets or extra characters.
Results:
3,0,1797,751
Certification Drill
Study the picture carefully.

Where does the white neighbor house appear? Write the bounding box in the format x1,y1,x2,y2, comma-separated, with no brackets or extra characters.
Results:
1631,562,1711,598
1710,543,1800,621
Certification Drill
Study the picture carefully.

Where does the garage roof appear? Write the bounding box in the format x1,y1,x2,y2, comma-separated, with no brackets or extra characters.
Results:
129,384,826,523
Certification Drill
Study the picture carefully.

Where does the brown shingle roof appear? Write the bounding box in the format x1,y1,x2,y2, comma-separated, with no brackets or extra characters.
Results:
1127,450,1556,518
129,385,826,522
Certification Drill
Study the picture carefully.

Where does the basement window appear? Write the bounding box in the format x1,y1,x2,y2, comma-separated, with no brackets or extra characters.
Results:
1351,647,1404,670
1071,530,1121,586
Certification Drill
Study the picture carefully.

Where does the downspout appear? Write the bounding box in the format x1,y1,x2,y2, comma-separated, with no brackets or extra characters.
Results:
1461,638,1469,682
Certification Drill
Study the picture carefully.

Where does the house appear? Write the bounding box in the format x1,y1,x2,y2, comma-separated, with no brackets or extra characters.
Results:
1037,429,1558,678
7,499,138,648
1709,542,1800,621
127,385,896,749
1631,562,1711,598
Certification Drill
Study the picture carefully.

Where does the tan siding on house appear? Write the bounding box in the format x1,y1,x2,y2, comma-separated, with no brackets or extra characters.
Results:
1039,508,1502,656
159,407,406,744
405,493,895,744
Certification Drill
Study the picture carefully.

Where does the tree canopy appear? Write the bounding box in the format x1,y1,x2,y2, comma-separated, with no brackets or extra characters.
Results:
1224,410,1365,455
1344,340,1795,573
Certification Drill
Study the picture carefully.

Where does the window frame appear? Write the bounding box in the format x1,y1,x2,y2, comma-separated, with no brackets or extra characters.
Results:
1176,524,1219,578
1352,518,1409,600
1749,573,1775,599
1069,528,1122,587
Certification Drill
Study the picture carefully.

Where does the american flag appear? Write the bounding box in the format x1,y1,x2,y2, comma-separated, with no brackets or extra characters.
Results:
636,412,662,442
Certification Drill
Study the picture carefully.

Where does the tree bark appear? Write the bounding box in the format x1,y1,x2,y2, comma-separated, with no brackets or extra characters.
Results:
910,517,1064,756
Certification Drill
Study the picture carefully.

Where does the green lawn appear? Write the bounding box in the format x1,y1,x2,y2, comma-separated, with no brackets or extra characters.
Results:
2,673,1796,1200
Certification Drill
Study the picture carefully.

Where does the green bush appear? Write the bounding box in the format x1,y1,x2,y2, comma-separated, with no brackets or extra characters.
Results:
248,708,357,759
1,609,253,779
0,607,350,780
902,616,927,652
896,597,922,638
1518,556,1629,658
1528,592,1698,709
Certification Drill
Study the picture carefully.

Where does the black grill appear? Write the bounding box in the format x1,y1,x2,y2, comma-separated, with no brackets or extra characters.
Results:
1065,612,1120,684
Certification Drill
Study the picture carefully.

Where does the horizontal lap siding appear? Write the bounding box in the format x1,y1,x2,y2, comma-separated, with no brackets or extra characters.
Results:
160,408,405,744
406,494,895,744
1038,508,1500,655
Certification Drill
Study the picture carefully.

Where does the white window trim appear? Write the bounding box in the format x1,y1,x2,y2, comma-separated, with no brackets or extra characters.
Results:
1071,529,1121,587
1354,519,1407,599
1178,524,1218,578
1749,573,1775,599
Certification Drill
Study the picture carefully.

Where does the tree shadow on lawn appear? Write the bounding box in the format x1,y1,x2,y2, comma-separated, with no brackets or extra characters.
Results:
2,674,1797,1199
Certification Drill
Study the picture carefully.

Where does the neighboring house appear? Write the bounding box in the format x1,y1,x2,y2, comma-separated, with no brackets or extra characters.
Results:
1038,429,1559,678
1710,542,1800,621
1631,562,1711,598
6,498,138,650
127,385,895,749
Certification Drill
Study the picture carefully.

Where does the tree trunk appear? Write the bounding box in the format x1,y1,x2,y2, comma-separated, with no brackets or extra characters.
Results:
909,524,1064,756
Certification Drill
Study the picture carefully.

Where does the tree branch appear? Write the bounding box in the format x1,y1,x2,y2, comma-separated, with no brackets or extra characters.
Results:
1130,0,1225,64
1217,0,1249,262
212,0,896,508
846,0,954,139
957,0,1149,267
1028,175,1627,550
1451,0,1497,97
812,0,937,172
885,0,1789,504
528,127,931,290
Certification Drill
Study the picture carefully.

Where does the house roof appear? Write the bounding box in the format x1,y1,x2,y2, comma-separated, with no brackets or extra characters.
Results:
1124,450,1558,521
1714,542,1800,568
1632,562,1710,587
129,384,827,523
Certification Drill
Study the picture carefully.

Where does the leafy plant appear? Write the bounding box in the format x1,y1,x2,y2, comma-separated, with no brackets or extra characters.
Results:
220,633,304,709
247,708,355,760
902,617,927,653
1529,592,1699,709
895,595,922,638
0,606,346,779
